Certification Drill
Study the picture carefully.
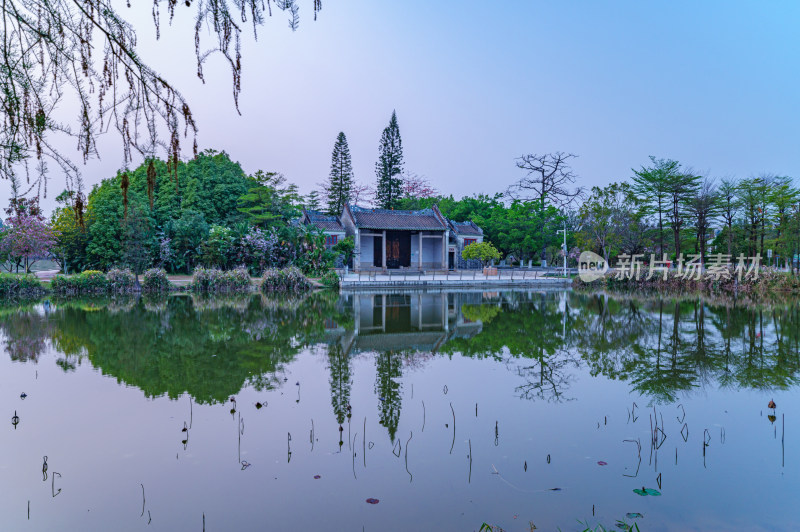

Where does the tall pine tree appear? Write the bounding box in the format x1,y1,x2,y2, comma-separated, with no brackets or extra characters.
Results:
324,132,355,215
305,190,322,211
375,111,404,209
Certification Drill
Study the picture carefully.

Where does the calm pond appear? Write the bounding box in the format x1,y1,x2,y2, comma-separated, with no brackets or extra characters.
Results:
1,290,798,531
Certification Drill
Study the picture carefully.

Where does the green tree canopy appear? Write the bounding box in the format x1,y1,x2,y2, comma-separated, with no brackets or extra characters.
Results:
325,132,355,215
462,241,501,267
375,111,404,209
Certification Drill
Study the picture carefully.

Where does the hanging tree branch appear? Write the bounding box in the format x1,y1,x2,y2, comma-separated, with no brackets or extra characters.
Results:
0,0,321,211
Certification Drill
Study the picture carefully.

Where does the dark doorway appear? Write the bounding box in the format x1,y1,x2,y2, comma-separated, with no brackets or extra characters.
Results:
448,251,455,270
371,295,412,333
373,236,382,268
386,231,411,268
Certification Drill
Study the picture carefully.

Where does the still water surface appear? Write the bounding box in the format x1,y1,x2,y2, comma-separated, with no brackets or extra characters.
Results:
0,290,798,531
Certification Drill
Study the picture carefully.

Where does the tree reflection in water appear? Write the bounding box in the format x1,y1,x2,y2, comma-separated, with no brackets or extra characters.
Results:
3,290,800,424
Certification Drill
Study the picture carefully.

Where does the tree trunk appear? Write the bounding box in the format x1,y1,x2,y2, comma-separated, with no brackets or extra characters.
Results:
727,221,733,256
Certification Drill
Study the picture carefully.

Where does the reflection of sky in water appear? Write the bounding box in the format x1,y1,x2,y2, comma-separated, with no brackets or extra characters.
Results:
0,291,797,531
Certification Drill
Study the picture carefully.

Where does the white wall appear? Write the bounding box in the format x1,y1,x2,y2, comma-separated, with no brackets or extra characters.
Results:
360,235,374,265
422,237,442,267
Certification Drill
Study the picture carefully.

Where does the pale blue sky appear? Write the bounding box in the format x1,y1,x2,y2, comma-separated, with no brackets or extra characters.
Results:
6,1,800,213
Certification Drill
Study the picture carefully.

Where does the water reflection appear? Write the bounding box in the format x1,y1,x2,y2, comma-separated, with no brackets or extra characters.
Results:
3,290,800,530
3,290,800,410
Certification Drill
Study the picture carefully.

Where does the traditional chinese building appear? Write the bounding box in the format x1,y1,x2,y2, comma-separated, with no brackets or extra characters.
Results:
448,220,484,269
300,204,485,271
300,208,346,249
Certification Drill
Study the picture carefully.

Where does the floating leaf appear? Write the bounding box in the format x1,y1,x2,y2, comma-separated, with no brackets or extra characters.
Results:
644,488,661,496
549,488,562,491
633,488,648,496
366,498,380,504
313,475,321,479
626,513,643,519
597,461,608,466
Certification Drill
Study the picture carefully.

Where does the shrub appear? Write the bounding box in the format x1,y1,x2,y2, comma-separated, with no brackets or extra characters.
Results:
142,268,171,292
50,270,110,294
261,266,312,292
0,273,44,297
190,267,220,291
106,268,135,292
462,241,501,268
223,267,252,291
190,266,252,292
319,270,339,289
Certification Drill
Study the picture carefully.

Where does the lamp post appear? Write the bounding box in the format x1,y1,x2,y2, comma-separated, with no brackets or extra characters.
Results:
556,219,567,278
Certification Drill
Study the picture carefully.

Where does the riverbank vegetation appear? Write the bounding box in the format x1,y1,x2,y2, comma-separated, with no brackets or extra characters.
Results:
0,273,45,298
575,158,800,270
3,136,800,283
573,267,800,297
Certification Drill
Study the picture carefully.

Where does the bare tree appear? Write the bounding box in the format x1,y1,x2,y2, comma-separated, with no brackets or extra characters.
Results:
507,152,584,209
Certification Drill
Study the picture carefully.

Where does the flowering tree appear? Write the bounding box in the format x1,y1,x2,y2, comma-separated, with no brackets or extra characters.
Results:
401,172,438,199
0,216,58,272
237,227,280,274
158,235,175,270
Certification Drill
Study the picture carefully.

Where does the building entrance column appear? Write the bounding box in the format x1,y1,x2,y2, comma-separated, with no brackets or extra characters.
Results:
418,232,423,270
381,230,387,270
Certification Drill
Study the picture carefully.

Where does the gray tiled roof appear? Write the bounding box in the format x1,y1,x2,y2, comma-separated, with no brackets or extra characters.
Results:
450,220,483,236
351,206,446,230
311,220,344,232
304,210,344,232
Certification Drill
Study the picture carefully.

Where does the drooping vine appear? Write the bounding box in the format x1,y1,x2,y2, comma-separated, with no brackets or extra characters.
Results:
0,0,318,202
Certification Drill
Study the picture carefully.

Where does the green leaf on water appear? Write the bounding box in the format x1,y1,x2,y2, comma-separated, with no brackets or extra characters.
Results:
626,512,643,519
644,488,661,496
633,488,648,496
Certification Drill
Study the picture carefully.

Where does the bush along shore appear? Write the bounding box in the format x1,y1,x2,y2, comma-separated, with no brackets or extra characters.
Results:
50,268,172,295
0,273,46,298
189,267,252,292
0,266,341,298
573,267,800,296
261,267,312,292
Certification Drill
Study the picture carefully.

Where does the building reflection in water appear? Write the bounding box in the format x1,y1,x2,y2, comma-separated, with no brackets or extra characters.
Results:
323,291,487,441
331,292,485,356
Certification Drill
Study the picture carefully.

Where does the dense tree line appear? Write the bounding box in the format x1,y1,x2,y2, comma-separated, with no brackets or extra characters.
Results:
6,131,800,274
45,150,334,275
576,156,800,270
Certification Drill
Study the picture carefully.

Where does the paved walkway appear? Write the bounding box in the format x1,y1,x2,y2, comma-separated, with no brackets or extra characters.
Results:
340,270,571,289
33,269,62,280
